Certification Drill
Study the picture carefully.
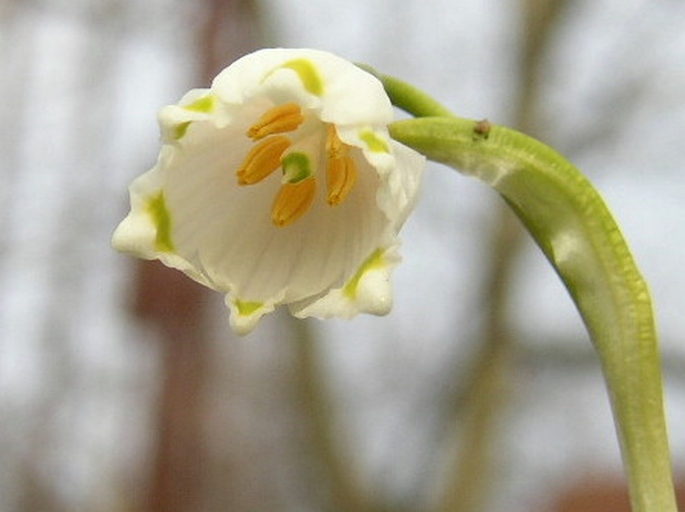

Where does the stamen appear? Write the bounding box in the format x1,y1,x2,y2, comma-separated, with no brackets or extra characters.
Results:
325,126,357,206
247,103,304,141
325,125,345,159
326,156,357,206
271,178,317,227
236,136,291,185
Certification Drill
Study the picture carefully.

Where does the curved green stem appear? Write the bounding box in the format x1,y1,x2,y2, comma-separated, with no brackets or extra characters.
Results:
358,64,456,118
375,71,676,512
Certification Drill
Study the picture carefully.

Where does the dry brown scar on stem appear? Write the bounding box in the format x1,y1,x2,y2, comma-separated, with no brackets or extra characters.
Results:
473,119,492,140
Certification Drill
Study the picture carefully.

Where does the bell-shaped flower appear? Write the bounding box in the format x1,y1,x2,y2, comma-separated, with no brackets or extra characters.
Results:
112,48,425,335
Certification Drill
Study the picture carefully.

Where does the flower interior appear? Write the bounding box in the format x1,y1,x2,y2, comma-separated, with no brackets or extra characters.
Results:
237,102,358,227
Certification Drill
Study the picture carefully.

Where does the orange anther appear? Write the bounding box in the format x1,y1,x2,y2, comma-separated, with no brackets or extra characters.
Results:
325,125,356,205
271,178,317,227
326,155,357,206
247,103,304,140
325,124,346,159
236,136,291,185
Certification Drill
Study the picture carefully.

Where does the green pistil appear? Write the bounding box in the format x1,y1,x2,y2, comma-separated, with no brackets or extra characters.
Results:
282,152,312,183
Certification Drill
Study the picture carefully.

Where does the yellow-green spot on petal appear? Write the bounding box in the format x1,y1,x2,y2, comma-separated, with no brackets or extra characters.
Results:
172,121,191,140
146,192,174,253
235,299,263,316
359,129,390,153
278,58,324,96
344,249,385,299
184,95,216,113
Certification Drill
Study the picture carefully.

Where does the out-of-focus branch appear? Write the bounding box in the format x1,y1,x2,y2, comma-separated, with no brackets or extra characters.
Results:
139,2,263,511
515,0,570,134
435,212,523,512
434,2,569,511
290,319,383,512
198,0,263,78
136,262,213,512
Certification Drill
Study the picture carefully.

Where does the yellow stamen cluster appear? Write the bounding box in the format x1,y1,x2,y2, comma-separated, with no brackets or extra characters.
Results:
237,103,359,228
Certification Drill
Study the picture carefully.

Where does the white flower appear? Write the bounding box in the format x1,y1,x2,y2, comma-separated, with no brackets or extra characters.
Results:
112,48,425,335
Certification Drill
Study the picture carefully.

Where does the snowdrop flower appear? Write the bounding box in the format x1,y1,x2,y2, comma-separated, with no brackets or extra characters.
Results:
112,49,425,334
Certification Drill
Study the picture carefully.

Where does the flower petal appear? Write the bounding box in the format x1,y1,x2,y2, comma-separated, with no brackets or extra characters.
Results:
211,49,394,125
376,141,426,226
111,150,214,288
290,245,401,319
226,292,283,335
112,156,168,260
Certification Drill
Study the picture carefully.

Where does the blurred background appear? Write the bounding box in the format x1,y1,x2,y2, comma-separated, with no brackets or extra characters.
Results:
1,0,684,511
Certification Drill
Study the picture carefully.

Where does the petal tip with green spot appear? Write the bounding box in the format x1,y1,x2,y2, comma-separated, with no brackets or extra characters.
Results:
360,129,390,153
146,192,175,253
278,58,325,96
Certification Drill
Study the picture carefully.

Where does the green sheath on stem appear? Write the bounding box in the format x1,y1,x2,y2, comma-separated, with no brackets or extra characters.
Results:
371,67,676,512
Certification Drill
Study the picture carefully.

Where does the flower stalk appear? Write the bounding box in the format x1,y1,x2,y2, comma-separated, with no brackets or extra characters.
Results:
377,68,676,511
